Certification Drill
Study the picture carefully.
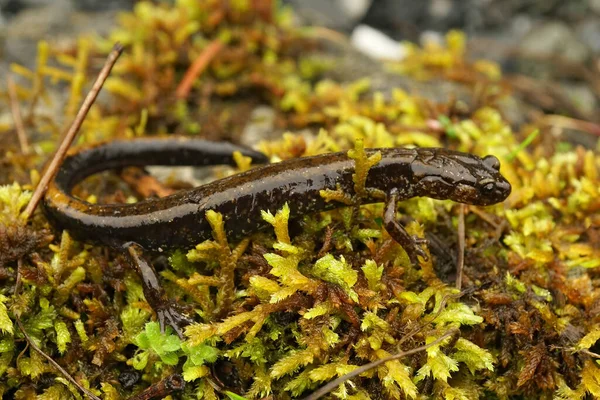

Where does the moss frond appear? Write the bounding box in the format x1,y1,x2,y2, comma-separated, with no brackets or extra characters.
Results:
261,202,291,244
0,183,31,223
311,254,358,302
361,259,383,292
452,338,494,375
0,295,13,335
375,349,417,399
270,348,316,379
319,184,354,206
187,210,249,317
415,334,459,383
581,360,600,397
347,138,382,199
2,0,600,396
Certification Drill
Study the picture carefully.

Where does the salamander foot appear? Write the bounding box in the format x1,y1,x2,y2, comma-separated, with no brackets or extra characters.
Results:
156,301,193,339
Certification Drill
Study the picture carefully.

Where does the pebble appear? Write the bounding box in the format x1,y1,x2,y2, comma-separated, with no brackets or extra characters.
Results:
575,18,600,55
350,24,407,61
519,20,589,64
0,0,598,145
283,0,371,31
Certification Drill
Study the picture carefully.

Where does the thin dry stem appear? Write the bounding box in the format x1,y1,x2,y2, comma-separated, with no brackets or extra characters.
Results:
22,43,124,220
581,349,600,359
127,374,185,400
456,204,465,290
302,329,459,400
7,76,30,155
542,114,600,137
15,47,122,397
468,206,500,229
14,260,101,400
307,26,349,44
175,39,223,99
396,293,460,346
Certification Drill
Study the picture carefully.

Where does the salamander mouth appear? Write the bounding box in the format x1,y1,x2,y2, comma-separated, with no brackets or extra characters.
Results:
489,179,512,203
454,180,511,205
414,173,512,206
454,178,511,205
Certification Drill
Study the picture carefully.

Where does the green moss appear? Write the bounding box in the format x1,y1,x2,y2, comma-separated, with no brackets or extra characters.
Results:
0,0,599,398
133,321,182,369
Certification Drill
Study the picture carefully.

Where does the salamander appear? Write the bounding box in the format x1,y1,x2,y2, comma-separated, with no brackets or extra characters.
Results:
42,136,511,334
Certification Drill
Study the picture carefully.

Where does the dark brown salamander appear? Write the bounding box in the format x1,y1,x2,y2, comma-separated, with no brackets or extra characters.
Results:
42,137,511,334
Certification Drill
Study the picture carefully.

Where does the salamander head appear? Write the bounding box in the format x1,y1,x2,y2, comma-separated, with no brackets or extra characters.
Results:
411,151,511,206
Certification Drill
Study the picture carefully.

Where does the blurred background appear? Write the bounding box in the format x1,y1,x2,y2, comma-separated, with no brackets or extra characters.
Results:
2,0,600,65
1,0,598,121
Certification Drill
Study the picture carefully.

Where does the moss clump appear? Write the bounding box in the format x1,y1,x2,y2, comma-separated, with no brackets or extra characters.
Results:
0,1,599,399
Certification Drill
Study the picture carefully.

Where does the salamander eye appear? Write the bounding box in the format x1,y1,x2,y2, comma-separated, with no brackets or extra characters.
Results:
483,155,500,171
481,182,495,193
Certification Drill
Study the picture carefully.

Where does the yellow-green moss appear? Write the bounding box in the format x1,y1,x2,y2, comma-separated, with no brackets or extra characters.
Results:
0,0,599,399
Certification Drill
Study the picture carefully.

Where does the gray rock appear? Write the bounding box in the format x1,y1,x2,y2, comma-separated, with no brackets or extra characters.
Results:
315,36,474,104
575,17,600,55
240,106,278,148
0,0,124,68
559,82,598,117
361,0,430,40
519,20,589,64
284,0,371,31
73,0,135,11
0,0,130,131
0,0,130,15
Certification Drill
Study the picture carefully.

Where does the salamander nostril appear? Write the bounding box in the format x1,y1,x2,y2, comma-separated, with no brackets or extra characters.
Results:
498,180,512,197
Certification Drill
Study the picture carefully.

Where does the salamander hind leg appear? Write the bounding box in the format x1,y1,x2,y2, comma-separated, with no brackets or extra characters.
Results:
383,188,429,266
125,243,192,338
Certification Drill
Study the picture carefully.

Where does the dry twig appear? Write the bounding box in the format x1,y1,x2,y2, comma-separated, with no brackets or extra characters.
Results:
7,76,30,155
542,114,600,137
22,43,124,219
175,39,224,99
15,43,123,400
119,167,176,198
15,260,101,400
127,374,185,400
302,329,459,400
456,204,465,290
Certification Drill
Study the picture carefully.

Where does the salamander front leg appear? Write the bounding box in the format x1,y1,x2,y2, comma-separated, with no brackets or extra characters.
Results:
125,243,192,338
384,188,429,266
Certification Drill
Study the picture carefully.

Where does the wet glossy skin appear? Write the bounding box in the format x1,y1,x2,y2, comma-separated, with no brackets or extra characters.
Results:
42,137,511,335
43,138,511,251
